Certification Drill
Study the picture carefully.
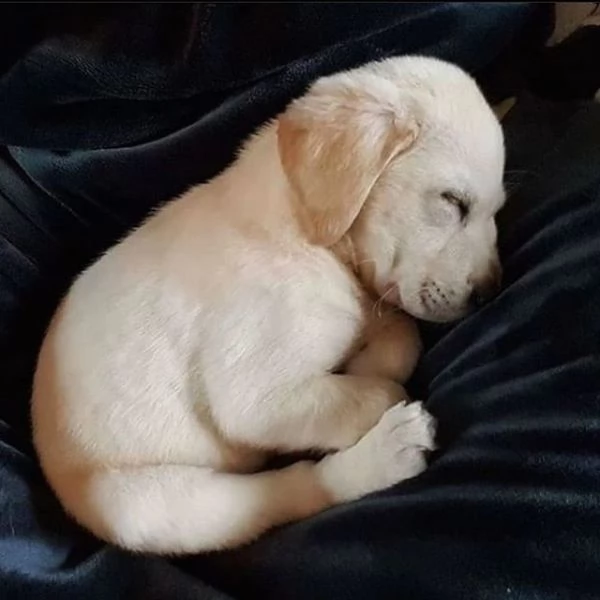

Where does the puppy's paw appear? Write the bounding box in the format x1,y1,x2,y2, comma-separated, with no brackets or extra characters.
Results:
317,401,436,503
376,400,436,452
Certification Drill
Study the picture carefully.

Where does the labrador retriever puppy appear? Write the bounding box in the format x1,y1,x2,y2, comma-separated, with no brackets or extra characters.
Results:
32,56,505,555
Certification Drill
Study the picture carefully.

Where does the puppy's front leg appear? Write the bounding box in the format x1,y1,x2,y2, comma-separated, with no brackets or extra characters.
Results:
345,308,422,383
216,374,407,454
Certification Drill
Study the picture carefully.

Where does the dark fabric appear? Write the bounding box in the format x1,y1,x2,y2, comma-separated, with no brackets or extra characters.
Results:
6,3,600,600
527,23,600,101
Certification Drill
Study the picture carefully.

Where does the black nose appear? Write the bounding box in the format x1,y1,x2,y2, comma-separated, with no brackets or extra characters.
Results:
469,268,502,309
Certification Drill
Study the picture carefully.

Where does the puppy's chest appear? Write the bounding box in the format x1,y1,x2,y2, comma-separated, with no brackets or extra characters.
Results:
340,297,377,358
319,279,373,370
283,260,368,362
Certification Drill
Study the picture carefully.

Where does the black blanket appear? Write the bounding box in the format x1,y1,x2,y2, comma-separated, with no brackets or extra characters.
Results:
4,4,600,599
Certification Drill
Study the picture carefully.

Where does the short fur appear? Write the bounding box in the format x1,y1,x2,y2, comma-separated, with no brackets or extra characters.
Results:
32,56,505,555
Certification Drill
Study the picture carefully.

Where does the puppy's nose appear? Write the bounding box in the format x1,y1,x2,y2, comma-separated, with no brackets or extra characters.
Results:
469,264,502,308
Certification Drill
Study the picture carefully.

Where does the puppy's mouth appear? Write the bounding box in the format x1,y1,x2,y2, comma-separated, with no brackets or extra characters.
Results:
415,280,467,323
374,280,466,323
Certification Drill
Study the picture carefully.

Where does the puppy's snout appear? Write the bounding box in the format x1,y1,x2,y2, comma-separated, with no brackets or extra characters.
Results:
469,263,502,308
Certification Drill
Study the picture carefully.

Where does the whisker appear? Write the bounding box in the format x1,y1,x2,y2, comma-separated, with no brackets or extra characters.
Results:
372,285,396,319
341,236,360,271
355,258,376,267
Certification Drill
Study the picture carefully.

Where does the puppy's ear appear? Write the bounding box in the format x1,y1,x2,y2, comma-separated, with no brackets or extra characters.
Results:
278,76,419,247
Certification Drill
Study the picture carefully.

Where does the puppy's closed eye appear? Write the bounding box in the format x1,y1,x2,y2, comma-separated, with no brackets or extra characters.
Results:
441,191,469,221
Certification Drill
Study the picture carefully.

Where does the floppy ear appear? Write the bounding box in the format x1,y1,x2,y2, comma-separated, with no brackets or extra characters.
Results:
278,76,419,247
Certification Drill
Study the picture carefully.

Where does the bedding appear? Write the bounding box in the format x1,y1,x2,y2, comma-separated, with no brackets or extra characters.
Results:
4,4,600,599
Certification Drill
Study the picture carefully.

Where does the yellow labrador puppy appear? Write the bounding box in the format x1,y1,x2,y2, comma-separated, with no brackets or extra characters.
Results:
32,56,505,555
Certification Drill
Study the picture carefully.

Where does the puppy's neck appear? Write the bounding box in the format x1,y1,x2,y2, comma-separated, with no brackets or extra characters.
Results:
227,125,369,302
224,123,304,238
229,125,377,305
331,232,381,301
331,234,358,269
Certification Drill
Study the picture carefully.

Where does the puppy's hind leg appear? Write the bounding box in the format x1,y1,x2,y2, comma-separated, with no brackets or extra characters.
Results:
60,400,435,555
59,463,332,555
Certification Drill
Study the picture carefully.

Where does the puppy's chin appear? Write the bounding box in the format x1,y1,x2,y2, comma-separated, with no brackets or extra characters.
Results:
397,293,469,324
410,308,467,324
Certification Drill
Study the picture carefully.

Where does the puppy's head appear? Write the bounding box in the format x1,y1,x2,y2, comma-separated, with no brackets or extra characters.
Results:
278,56,505,323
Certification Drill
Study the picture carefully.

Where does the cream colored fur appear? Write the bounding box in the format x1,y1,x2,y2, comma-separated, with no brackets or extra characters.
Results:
31,56,505,555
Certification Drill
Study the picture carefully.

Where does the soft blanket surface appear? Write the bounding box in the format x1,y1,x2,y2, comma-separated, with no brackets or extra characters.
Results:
5,4,600,600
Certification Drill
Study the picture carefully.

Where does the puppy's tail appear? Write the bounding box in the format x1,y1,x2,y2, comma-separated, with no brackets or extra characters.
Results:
52,462,332,554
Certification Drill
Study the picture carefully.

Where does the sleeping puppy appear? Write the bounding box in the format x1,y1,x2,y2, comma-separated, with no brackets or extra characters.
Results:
32,56,505,555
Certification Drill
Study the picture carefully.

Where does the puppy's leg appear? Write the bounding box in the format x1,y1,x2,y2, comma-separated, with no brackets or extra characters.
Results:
218,374,407,453
62,462,329,554
345,309,422,383
63,402,435,555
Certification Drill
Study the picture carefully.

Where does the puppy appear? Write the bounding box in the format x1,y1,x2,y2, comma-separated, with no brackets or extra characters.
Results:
32,56,505,555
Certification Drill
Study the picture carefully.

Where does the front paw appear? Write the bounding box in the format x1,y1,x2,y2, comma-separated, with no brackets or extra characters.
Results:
318,400,437,502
